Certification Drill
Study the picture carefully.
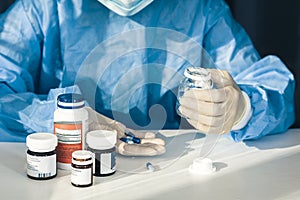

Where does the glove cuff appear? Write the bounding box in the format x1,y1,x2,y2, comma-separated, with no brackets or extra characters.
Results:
232,91,253,131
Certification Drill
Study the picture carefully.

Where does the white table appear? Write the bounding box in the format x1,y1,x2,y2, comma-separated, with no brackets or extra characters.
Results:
1,129,300,200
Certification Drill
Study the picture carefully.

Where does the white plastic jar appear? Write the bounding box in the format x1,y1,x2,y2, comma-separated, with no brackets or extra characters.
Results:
86,130,117,176
54,93,88,170
26,133,58,180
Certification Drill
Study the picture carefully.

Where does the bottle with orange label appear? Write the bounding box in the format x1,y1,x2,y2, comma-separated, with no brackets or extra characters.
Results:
54,93,88,170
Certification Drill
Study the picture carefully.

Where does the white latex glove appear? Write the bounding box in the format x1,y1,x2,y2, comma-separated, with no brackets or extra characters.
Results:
178,69,248,134
85,107,166,156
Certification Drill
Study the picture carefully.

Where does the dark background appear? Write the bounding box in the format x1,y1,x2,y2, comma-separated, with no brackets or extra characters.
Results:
226,0,300,127
1,0,300,127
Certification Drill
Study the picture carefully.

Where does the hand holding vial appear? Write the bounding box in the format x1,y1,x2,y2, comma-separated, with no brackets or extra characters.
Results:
177,67,248,134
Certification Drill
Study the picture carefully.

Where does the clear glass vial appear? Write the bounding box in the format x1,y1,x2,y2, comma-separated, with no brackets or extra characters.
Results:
86,130,117,177
54,93,88,170
71,150,93,187
26,133,58,180
176,67,214,117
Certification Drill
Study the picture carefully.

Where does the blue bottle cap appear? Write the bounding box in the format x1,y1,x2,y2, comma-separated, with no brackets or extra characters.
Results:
57,93,85,109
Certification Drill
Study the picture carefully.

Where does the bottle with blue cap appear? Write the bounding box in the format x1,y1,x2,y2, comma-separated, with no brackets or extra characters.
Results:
54,93,88,170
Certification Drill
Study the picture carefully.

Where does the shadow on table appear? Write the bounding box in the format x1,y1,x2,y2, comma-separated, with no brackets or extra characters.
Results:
214,162,228,172
245,128,300,150
148,151,300,200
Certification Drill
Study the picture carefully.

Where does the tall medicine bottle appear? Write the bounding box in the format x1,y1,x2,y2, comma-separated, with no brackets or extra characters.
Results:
54,93,88,170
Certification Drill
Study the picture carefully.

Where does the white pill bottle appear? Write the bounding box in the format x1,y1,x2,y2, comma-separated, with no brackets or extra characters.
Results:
54,93,88,170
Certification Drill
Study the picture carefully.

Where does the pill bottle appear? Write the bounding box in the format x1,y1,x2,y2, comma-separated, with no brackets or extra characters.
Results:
71,150,93,187
86,130,117,176
54,93,88,170
26,133,58,180
176,67,214,117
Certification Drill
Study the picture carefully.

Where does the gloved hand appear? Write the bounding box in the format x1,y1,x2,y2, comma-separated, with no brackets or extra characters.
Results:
85,107,166,156
178,69,247,134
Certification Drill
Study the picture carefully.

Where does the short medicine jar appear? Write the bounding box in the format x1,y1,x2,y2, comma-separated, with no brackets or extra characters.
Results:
86,130,117,176
71,150,93,187
26,133,58,180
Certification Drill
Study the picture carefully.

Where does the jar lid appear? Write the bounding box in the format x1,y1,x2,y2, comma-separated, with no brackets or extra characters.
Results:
86,130,117,150
184,67,211,81
57,93,85,109
72,150,92,159
26,133,58,152
72,150,93,165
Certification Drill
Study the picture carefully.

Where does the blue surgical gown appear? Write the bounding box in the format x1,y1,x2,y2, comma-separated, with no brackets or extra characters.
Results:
0,0,295,142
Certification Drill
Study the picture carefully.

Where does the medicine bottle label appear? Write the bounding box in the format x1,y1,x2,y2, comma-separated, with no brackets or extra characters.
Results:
93,152,116,175
71,167,92,185
27,154,56,178
54,122,82,164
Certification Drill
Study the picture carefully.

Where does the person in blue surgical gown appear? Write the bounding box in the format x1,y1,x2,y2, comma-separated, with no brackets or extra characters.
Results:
0,0,295,155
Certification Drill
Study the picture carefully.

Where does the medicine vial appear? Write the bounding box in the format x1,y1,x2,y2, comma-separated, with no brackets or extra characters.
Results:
86,130,117,176
71,150,93,187
26,133,58,180
54,93,88,170
176,67,214,117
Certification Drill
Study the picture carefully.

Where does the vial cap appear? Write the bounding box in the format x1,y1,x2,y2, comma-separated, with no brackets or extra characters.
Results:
189,157,216,175
26,133,58,152
86,130,117,150
184,67,211,81
57,93,85,109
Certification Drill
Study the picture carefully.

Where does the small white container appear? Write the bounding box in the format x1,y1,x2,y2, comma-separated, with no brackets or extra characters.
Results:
26,133,58,180
71,150,93,187
54,93,88,170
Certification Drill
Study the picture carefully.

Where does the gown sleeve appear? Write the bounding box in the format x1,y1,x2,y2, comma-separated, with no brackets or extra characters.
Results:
202,0,295,141
0,0,80,142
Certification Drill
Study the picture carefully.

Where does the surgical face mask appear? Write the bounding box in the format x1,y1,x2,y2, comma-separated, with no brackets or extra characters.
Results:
97,0,153,16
